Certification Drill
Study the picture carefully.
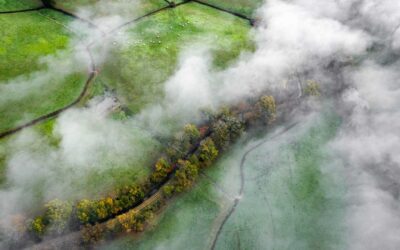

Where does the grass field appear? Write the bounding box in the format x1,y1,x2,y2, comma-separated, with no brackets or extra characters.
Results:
0,11,71,81
97,2,254,113
0,9,90,133
209,111,346,250
0,0,42,11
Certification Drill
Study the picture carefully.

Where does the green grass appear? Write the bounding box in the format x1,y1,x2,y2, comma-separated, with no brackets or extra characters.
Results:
0,0,42,11
0,11,71,81
0,9,90,133
98,2,254,113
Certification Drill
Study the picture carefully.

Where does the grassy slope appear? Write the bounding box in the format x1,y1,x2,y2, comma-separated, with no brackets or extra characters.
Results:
0,0,42,11
0,9,88,133
98,2,253,113
103,110,346,250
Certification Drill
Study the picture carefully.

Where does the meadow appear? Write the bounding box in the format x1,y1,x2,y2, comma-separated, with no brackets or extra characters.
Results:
97,1,254,113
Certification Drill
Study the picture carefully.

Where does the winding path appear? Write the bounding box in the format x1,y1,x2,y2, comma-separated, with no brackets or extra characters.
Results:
210,122,299,250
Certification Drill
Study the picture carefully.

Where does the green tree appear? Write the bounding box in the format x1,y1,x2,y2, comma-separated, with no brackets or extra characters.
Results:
184,124,200,143
211,109,244,150
174,160,199,192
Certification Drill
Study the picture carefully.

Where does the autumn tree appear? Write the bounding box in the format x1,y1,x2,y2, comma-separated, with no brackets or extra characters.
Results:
44,199,72,234
29,216,46,238
256,95,276,124
150,157,173,184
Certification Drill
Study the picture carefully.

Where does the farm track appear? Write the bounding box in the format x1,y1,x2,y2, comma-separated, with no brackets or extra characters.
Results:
0,0,252,140
210,122,299,250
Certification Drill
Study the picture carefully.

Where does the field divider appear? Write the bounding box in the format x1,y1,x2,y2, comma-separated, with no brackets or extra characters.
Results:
0,6,45,14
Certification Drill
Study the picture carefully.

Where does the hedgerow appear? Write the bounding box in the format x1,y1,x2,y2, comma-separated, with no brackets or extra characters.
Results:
28,95,277,242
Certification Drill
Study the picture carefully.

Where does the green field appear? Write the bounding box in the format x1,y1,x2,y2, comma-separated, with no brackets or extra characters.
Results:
98,2,254,113
0,9,89,133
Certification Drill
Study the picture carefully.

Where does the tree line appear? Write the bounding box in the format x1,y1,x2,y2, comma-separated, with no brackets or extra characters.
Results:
26,95,277,244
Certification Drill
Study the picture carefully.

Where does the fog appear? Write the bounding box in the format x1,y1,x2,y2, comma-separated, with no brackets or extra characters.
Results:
1,0,400,249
